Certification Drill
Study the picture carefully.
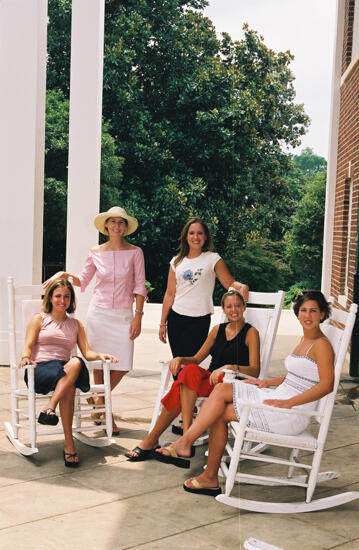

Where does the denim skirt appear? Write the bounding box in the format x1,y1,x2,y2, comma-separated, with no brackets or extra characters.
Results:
24,357,90,395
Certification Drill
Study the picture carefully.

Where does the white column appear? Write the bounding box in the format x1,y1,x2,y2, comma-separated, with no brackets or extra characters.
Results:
0,0,47,363
66,0,105,318
321,0,345,297
66,0,105,320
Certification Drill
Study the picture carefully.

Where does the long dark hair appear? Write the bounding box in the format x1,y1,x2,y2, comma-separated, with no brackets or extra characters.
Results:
173,217,214,267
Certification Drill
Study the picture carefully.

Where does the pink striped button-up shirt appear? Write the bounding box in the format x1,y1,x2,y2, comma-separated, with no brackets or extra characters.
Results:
77,248,147,309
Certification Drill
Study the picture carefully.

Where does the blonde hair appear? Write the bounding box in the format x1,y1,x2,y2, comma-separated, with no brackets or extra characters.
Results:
221,290,245,308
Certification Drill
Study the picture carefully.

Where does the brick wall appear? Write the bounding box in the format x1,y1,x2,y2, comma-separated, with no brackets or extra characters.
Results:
342,0,356,72
332,47,359,306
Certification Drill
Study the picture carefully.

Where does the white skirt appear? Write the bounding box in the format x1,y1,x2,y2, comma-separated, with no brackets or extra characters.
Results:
86,302,134,371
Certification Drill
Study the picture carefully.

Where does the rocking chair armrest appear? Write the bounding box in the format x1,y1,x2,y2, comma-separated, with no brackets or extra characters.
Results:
223,368,236,382
159,359,170,369
235,398,322,419
223,370,257,383
101,358,111,374
14,364,36,373
85,359,112,372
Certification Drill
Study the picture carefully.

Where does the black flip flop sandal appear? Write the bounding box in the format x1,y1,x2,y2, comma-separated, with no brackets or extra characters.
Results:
125,445,160,461
38,408,59,426
63,450,80,468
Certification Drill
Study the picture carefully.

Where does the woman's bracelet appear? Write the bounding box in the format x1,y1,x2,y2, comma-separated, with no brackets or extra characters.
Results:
21,356,30,360
135,309,144,315
159,323,167,327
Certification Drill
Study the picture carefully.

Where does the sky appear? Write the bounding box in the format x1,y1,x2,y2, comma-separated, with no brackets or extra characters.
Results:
203,0,337,159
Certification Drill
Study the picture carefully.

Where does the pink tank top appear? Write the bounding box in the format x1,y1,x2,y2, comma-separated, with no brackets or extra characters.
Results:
31,313,78,363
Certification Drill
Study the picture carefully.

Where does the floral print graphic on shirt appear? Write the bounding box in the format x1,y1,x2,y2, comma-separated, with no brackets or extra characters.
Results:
182,268,203,285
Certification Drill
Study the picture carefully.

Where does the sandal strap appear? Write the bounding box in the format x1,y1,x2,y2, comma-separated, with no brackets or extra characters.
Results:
164,446,178,458
190,477,202,489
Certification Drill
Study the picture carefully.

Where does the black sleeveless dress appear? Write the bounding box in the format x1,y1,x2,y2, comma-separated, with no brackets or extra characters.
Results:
208,322,252,372
161,322,252,414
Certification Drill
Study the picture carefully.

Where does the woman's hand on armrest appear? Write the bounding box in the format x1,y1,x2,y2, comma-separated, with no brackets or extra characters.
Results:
98,353,118,363
18,357,36,368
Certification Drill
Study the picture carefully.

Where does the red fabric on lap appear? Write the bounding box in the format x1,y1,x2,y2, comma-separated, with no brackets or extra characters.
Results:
161,363,224,415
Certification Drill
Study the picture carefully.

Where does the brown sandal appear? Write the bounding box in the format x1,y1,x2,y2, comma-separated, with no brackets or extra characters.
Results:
87,397,103,425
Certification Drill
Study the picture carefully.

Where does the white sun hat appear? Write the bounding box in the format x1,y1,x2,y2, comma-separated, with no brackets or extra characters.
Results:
94,206,138,236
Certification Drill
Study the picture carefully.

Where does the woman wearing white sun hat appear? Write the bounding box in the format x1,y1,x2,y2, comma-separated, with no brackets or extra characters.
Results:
43,206,147,435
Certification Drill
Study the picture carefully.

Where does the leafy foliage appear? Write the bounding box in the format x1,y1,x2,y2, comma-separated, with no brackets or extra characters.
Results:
284,171,326,288
46,0,312,299
283,280,318,309
224,239,285,293
293,147,327,177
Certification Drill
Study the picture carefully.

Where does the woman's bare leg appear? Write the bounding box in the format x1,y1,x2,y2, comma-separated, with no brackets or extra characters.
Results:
157,383,234,458
59,385,78,464
44,357,82,412
93,369,127,392
185,403,236,489
179,384,197,432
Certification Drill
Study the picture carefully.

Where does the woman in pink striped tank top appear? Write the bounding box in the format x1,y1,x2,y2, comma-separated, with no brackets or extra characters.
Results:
19,278,117,467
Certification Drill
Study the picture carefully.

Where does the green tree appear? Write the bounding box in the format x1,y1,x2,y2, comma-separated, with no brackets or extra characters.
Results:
284,171,326,288
46,1,309,299
225,239,284,293
270,148,327,243
283,147,327,215
293,147,327,177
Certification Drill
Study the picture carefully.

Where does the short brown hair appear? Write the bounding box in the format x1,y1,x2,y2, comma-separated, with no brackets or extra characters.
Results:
42,278,76,314
293,290,331,323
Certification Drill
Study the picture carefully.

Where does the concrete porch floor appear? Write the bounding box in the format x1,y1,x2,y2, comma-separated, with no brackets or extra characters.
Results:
0,332,359,550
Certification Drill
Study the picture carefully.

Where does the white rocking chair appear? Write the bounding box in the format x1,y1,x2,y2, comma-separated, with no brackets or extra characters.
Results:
149,290,285,443
216,302,359,513
5,276,114,456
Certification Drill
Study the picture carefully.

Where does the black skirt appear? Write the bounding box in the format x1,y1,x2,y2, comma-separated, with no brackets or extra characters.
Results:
24,357,90,394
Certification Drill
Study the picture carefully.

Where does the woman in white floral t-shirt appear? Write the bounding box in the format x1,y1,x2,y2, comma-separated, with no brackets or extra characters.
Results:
159,217,248,361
